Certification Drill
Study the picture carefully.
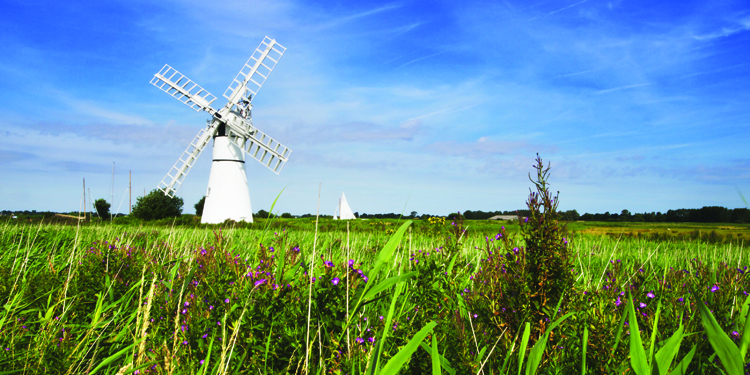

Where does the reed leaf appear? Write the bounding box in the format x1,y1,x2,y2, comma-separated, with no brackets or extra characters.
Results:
627,291,650,375
666,344,696,375
518,322,531,375
739,292,750,359
379,321,437,375
88,336,146,375
432,334,441,375
690,287,744,375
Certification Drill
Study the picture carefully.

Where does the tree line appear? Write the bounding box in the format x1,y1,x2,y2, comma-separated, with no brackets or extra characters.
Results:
577,207,750,223
5,195,750,224
447,207,750,223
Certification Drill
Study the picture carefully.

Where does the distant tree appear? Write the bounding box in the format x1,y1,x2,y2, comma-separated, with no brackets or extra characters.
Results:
353,212,359,218
131,189,183,221
632,213,645,222
560,209,580,221
94,199,111,220
620,209,632,221
281,212,292,218
697,206,729,222
256,209,269,219
410,211,418,218
195,196,206,216
732,208,750,223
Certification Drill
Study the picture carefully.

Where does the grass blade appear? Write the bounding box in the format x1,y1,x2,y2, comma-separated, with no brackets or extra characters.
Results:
628,292,650,375
446,252,459,276
375,281,405,373
420,343,456,375
88,337,146,375
362,272,417,303
525,312,575,375
518,322,531,375
739,292,750,359
432,334,441,375
648,297,663,368
370,220,412,280
667,344,696,375
653,323,685,375
690,287,744,375
581,325,588,375
609,305,628,360
199,334,215,375
379,321,437,375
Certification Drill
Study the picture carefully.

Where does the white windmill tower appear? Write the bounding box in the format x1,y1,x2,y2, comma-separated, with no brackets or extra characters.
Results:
150,37,290,224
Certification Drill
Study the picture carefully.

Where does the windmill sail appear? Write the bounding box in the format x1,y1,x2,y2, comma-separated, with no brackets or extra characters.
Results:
151,36,290,224
151,65,218,114
158,125,216,197
224,37,286,105
338,193,356,220
226,126,291,174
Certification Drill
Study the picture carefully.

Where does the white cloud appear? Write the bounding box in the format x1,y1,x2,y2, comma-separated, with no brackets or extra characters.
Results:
691,16,750,41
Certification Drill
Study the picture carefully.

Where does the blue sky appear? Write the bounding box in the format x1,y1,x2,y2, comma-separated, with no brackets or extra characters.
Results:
1,0,749,216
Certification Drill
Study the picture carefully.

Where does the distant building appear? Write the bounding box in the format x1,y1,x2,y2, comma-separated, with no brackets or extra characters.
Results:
488,215,521,221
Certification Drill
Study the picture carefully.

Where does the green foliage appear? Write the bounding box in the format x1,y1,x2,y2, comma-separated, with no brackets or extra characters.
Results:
130,189,183,221
194,196,205,216
93,198,111,220
468,154,575,345
520,155,576,329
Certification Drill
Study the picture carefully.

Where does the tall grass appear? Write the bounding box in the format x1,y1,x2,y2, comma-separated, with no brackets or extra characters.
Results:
1,168,750,374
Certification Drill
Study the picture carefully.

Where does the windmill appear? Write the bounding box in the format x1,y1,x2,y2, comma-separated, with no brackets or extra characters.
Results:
150,37,290,224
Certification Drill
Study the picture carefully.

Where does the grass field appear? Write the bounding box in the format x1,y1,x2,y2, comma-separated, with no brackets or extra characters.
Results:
2,158,749,374
1,212,749,374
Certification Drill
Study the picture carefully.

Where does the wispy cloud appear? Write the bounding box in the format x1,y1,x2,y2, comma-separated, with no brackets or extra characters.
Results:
547,0,589,15
56,95,152,125
527,0,590,20
552,68,598,79
286,119,423,145
427,137,557,158
394,51,447,69
409,102,486,121
24,121,197,146
595,83,652,95
681,63,748,78
316,3,402,30
691,17,750,41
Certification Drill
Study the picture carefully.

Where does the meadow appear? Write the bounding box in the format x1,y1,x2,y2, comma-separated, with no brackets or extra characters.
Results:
2,163,750,374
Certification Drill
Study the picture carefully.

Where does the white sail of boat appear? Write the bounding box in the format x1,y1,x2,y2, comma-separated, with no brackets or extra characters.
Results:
333,192,356,220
